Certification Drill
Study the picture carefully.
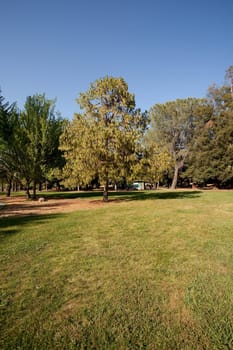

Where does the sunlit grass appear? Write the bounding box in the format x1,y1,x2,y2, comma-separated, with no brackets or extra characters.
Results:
0,190,233,349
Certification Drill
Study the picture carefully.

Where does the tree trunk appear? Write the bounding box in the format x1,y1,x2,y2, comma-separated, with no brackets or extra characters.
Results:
103,179,109,202
25,181,31,199
32,180,37,199
6,179,12,197
171,159,185,190
171,164,179,189
122,176,127,190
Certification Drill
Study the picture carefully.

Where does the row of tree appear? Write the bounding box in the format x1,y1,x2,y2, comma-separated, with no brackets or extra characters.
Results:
1,66,233,201
147,66,233,189
0,94,64,198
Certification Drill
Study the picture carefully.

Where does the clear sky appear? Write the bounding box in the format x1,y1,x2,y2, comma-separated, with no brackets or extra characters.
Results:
1,0,233,118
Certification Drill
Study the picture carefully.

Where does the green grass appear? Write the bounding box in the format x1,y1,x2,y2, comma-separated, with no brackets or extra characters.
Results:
0,190,233,349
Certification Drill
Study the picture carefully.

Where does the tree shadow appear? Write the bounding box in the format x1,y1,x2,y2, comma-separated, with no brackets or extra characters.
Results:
42,190,202,201
118,190,202,201
0,190,202,239
43,191,104,200
2,190,203,202
0,213,65,239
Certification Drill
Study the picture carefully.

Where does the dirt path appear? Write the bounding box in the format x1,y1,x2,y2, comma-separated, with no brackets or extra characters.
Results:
0,196,105,217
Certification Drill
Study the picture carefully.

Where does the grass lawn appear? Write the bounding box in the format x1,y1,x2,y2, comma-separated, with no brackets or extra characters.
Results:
0,190,233,349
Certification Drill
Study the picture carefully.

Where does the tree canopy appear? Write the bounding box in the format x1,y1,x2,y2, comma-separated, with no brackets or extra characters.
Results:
0,92,64,197
1,65,233,196
19,94,64,198
60,76,148,201
148,98,208,188
185,84,233,187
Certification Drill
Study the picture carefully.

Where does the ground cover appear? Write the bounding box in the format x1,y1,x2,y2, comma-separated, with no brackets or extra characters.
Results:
0,190,233,349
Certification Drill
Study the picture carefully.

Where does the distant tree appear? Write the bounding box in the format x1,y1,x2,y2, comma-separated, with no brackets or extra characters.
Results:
41,113,65,190
60,118,97,191
185,81,233,187
207,82,233,185
132,141,171,187
60,76,148,201
19,94,64,199
149,98,208,189
225,65,233,97
0,91,16,145
207,84,233,112
0,91,18,196
183,106,215,185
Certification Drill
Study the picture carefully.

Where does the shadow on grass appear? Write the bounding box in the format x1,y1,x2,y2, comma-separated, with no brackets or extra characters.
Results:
43,191,104,199
1,189,202,202
122,190,202,201
43,190,202,201
0,213,64,238
0,190,202,238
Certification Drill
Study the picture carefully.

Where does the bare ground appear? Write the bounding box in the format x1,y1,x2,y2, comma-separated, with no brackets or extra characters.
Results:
0,196,106,218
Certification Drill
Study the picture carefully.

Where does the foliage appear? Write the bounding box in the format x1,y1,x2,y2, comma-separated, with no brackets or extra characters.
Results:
225,65,233,97
148,98,208,188
0,93,64,197
186,81,233,187
60,76,148,200
2,65,233,192
60,118,97,189
0,92,19,195
132,141,171,184
18,94,64,198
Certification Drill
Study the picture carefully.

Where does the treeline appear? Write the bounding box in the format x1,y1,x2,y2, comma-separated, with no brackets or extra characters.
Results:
0,94,64,199
1,66,233,201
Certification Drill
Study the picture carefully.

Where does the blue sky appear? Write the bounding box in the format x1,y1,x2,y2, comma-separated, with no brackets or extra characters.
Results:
1,0,233,118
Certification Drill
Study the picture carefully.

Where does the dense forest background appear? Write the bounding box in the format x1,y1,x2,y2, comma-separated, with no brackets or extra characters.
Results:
1,66,233,200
